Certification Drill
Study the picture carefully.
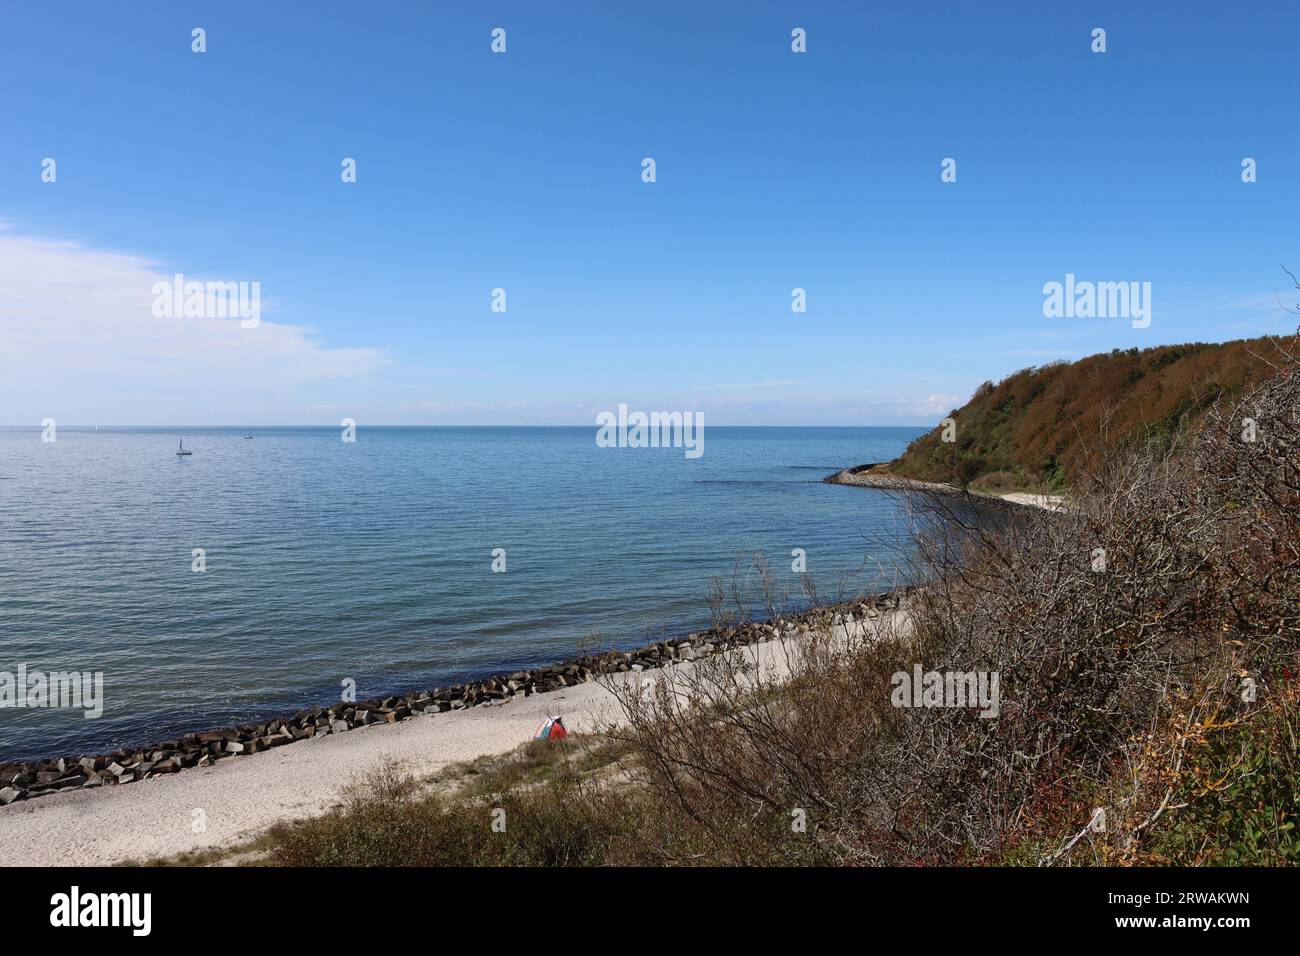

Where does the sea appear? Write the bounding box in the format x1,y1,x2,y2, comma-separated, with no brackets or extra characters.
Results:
0,425,923,762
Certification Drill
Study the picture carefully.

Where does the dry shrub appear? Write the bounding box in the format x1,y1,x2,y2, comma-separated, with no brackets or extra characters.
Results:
607,334,1300,866
273,335,1299,866
602,609,914,865
272,742,645,866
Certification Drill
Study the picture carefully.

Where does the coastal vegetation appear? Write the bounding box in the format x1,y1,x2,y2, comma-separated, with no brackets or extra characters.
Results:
264,334,1300,867
885,336,1284,492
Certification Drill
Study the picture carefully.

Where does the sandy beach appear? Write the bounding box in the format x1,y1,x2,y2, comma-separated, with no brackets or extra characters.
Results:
823,466,1067,511
0,463,1040,869
0,614,893,866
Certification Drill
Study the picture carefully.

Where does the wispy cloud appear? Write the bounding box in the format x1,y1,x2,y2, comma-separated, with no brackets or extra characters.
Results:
1215,291,1299,315
694,379,807,391
850,394,964,417
0,226,388,424
991,349,1074,359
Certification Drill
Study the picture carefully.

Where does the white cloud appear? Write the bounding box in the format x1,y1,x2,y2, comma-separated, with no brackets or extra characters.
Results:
1215,291,1298,315
855,393,963,417
694,379,807,391
0,227,387,424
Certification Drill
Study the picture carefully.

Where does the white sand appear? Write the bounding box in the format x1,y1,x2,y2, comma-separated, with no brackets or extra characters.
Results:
997,492,1067,511
825,468,1068,513
0,616,890,866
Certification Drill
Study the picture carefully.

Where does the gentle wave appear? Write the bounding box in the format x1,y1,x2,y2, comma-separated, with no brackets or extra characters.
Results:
0,426,923,761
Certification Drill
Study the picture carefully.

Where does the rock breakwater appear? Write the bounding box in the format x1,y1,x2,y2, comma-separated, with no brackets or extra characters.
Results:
0,592,906,806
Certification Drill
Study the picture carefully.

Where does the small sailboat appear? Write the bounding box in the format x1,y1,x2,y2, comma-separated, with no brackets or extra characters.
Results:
176,438,192,457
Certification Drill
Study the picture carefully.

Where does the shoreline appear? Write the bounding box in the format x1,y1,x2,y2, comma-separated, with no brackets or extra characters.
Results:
0,592,905,811
0,466,1052,816
0,596,906,866
823,464,1067,512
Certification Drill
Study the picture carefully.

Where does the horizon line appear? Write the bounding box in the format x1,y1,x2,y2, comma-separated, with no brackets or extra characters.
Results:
0,422,938,430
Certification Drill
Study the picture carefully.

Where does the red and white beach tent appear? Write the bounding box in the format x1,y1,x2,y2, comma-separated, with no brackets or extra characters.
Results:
534,715,568,740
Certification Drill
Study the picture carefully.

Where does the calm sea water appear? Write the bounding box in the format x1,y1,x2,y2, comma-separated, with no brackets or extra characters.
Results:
0,426,922,762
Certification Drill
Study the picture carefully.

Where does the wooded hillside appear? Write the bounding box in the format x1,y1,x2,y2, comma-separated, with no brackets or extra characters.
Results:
887,336,1291,490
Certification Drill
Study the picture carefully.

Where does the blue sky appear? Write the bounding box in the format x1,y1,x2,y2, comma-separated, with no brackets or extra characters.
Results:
2,1,1297,425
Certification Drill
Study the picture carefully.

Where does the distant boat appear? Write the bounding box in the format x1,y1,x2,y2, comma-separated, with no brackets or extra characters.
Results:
176,439,192,457
243,435,254,440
